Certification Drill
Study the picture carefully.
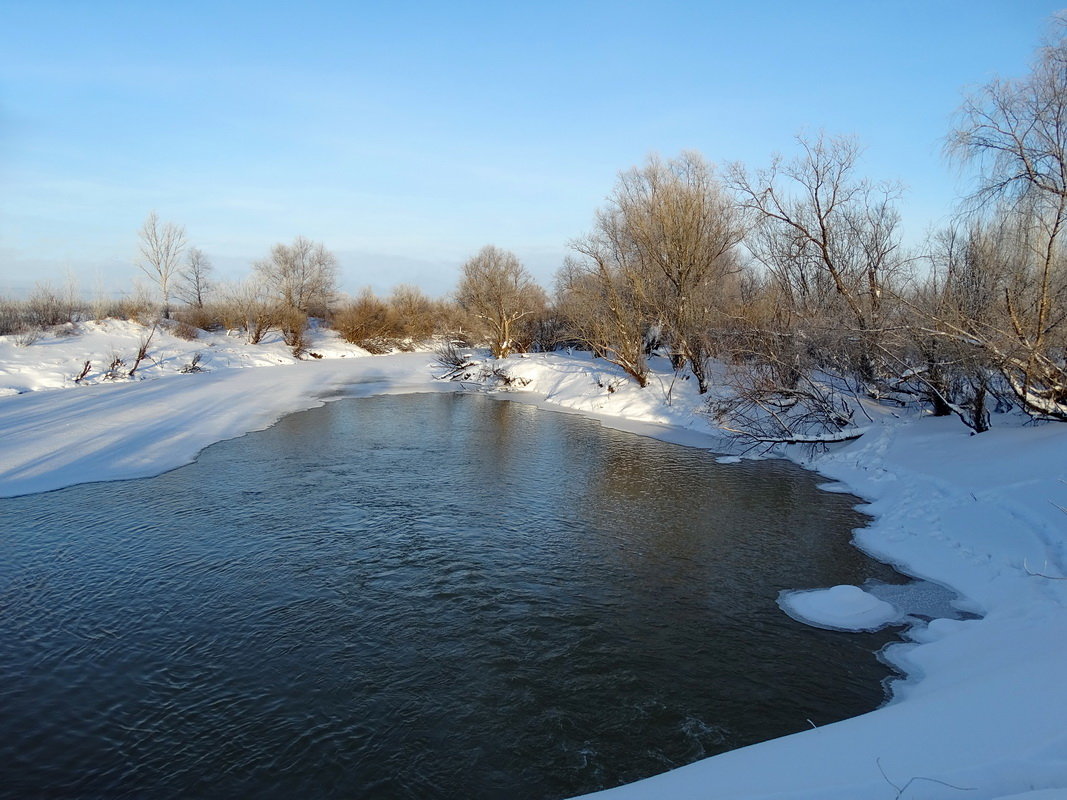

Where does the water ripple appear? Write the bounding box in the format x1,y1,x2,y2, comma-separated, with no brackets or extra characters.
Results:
0,393,904,799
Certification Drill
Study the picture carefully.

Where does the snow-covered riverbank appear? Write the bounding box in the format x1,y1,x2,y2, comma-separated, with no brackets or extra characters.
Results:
1,323,1065,799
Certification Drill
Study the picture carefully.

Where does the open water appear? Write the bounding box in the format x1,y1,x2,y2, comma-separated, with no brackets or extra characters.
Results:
0,392,905,799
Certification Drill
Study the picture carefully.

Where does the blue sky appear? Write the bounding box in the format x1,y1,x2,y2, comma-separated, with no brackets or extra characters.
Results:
1,0,1062,298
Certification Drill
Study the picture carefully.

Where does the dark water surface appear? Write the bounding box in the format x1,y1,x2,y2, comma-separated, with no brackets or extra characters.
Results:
0,393,903,799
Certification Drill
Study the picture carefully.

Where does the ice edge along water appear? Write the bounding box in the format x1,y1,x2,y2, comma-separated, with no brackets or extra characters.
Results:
0,324,1065,800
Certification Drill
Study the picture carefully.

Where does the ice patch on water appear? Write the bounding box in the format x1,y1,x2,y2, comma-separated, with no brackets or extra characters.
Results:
861,579,967,623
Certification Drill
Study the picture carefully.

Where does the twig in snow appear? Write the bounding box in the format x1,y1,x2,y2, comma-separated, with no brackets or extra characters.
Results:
1023,558,1067,580
127,324,157,377
875,757,975,798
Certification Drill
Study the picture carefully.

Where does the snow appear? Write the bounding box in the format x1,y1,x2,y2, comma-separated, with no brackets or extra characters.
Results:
0,321,444,497
1,324,1066,799
779,584,900,632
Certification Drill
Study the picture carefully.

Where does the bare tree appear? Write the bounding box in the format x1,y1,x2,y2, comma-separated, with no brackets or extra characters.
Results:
728,133,905,383
223,280,277,344
556,246,652,387
559,153,745,392
176,247,213,309
611,152,746,393
137,211,187,319
333,288,405,353
254,236,338,315
456,245,546,358
946,19,1067,420
886,224,1006,432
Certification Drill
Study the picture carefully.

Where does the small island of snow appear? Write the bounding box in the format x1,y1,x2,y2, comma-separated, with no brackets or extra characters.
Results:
779,584,899,632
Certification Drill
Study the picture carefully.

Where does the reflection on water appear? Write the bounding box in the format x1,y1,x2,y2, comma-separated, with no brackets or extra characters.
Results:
0,393,902,799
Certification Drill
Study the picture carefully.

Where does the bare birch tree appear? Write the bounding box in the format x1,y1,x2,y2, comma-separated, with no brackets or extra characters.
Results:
137,211,187,319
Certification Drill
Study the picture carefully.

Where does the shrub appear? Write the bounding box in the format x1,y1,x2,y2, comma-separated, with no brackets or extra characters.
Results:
278,306,309,356
172,320,200,341
26,283,80,327
0,297,24,335
333,289,402,351
173,304,224,332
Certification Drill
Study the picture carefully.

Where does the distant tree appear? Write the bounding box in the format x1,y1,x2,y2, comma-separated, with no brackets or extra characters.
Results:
456,245,546,358
176,247,213,309
137,211,187,319
389,284,437,340
333,288,402,353
223,279,277,344
254,236,338,315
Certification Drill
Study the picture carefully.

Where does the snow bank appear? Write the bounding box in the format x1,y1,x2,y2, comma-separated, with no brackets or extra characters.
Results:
0,322,446,497
2,331,1066,799
779,584,900,631
0,318,373,395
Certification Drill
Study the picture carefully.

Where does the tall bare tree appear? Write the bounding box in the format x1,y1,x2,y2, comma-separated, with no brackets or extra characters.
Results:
137,211,187,319
456,245,546,358
946,18,1067,420
728,133,905,382
611,152,745,393
254,236,338,315
559,152,745,392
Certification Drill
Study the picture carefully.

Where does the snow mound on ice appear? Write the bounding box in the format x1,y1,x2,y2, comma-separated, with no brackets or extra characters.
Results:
779,584,899,632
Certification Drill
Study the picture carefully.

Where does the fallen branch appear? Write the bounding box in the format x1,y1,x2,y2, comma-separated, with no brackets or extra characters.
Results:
719,425,866,446
1023,558,1067,580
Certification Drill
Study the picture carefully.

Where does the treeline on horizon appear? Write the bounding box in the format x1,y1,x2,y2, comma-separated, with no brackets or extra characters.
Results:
3,22,1067,441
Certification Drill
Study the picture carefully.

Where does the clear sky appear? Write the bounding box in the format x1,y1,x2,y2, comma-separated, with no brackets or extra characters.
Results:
1,0,1063,298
